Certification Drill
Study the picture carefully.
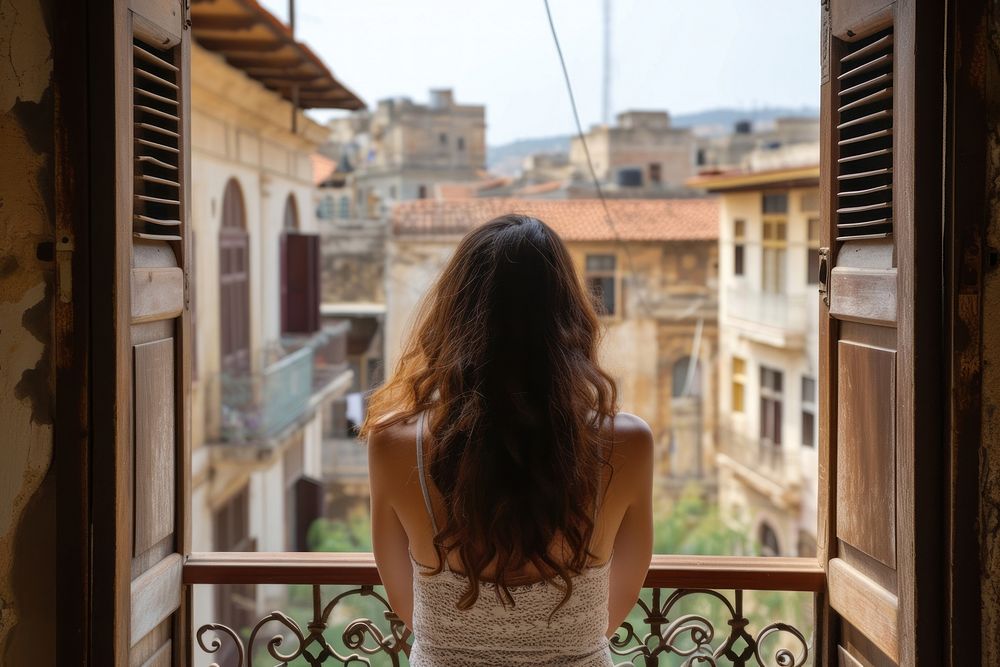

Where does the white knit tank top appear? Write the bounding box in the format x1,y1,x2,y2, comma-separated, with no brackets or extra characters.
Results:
409,413,613,667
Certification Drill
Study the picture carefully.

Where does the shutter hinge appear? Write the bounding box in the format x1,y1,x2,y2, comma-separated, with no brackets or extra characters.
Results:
183,0,192,29
56,235,74,303
818,247,830,307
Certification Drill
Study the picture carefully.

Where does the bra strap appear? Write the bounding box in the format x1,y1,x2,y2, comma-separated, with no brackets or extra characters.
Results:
415,412,440,535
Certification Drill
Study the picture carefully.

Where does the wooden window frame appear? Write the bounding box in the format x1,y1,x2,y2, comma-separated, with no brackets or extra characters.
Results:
733,218,746,277
584,253,619,318
731,356,747,413
759,365,783,448
762,216,788,294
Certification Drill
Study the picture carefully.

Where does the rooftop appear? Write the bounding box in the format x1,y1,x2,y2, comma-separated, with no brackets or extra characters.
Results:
392,198,719,242
191,0,364,110
688,164,820,193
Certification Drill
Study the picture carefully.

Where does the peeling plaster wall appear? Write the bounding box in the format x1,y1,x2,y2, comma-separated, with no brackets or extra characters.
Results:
983,6,1000,661
0,0,55,663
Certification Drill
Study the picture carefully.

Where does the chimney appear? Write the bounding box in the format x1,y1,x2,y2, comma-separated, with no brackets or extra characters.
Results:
429,89,454,110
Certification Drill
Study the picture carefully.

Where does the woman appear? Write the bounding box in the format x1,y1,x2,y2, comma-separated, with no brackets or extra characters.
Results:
363,214,653,666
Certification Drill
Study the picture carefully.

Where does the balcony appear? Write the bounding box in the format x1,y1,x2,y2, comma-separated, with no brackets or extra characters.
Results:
724,288,808,349
717,425,802,508
185,552,822,666
213,326,353,452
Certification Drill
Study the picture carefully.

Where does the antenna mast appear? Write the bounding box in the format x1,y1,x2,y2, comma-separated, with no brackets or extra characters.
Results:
602,0,611,125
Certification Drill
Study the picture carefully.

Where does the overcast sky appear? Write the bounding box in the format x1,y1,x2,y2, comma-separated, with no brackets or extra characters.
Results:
258,0,820,145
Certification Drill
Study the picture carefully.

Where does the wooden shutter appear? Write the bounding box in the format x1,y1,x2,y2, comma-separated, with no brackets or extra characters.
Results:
90,1,192,664
282,232,320,334
219,179,250,368
819,1,944,665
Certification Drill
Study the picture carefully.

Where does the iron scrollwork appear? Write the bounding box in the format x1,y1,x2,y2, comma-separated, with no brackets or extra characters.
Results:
196,584,411,666
196,586,807,666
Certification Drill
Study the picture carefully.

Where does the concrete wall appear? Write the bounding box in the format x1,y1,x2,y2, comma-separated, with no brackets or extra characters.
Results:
0,0,54,662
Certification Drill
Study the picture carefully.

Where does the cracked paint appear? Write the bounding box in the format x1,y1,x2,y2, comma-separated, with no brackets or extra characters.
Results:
0,0,53,659
0,0,50,114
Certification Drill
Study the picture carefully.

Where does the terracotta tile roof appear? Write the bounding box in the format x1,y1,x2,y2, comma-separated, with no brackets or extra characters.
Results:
514,180,566,196
392,198,719,242
434,178,513,200
311,154,337,186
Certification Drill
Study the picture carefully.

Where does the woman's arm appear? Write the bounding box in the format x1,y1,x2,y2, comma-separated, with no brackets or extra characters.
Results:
606,420,654,637
368,430,416,629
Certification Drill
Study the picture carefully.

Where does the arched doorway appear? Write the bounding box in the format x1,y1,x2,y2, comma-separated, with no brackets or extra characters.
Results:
758,521,781,557
219,178,250,368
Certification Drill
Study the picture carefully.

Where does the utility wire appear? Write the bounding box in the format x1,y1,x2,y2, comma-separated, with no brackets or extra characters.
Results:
542,0,656,317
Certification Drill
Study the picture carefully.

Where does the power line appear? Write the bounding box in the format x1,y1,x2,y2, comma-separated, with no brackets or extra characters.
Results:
542,0,656,317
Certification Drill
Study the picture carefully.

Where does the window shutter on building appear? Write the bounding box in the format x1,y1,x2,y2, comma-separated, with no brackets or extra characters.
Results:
90,1,192,664
282,232,321,334
820,1,944,665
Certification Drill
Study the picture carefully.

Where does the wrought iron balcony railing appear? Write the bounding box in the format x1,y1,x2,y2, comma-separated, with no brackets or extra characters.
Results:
185,552,823,666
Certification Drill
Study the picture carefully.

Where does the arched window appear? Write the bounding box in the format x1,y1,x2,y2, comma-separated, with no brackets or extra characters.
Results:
759,522,781,557
672,356,701,398
219,178,250,368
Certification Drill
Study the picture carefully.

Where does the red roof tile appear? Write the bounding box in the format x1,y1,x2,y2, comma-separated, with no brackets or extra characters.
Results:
392,198,719,242
311,154,337,186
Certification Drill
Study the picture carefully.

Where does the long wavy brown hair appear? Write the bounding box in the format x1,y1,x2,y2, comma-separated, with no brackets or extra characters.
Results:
361,214,618,610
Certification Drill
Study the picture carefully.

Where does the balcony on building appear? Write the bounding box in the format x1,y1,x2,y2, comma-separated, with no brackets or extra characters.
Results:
724,287,810,349
717,421,802,509
210,324,353,456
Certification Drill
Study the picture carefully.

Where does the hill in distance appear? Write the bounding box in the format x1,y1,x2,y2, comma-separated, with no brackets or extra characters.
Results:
487,106,819,174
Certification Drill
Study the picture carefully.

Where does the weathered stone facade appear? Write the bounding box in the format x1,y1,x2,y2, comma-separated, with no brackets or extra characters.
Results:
324,89,486,212
569,111,696,196
320,218,387,305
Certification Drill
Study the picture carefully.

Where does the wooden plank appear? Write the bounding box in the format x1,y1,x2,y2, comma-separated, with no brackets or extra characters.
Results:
829,558,899,663
131,267,183,323
183,552,826,591
838,646,865,667
130,0,183,46
130,553,182,647
133,339,176,555
836,341,897,567
831,0,893,39
140,641,171,667
829,268,897,325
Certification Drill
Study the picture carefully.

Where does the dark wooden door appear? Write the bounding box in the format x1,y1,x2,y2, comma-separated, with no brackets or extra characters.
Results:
819,1,945,665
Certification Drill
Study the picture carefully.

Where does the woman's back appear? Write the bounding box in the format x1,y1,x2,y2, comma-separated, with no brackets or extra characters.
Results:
409,413,613,666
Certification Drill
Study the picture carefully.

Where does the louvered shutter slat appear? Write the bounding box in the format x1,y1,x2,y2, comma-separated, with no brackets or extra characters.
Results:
836,27,894,242
133,39,183,242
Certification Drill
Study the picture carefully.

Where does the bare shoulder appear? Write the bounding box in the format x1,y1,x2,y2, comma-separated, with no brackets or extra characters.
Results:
604,412,653,479
367,417,419,470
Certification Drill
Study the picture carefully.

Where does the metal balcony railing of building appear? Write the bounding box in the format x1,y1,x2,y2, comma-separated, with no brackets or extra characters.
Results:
725,288,808,336
185,552,822,666
717,424,803,494
214,325,352,446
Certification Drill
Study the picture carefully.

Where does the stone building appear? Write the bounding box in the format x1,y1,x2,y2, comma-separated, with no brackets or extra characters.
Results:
568,111,697,196
324,89,487,212
695,117,820,172
689,156,821,558
185,1,361,648
386,199,719,489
